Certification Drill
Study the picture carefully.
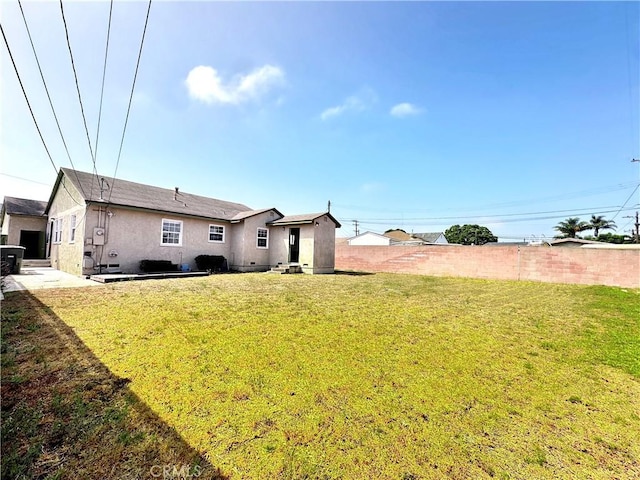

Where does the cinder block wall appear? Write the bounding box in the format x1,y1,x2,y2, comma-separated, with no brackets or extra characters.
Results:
335,244,640,288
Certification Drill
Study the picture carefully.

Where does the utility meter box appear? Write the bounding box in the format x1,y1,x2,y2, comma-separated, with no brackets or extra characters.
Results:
93,227,106,245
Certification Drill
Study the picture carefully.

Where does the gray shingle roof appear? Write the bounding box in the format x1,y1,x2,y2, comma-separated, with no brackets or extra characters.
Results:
268,212,341,228
231,208,283,222
58,168,252,221
412,232,445,243
2,196,47,216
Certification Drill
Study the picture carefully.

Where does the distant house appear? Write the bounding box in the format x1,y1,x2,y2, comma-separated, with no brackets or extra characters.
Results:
0,196,48,259
348,231,392,246
549,238,601,248
412,232,448,244
382,229,449,245
44,168,340,275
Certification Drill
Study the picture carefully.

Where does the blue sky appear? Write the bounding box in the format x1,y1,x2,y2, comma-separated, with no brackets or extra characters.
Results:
1,1,638,240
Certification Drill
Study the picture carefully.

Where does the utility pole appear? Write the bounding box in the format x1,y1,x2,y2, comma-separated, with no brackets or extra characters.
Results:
352,220,360,236
327,200,331,213
623,211,640,243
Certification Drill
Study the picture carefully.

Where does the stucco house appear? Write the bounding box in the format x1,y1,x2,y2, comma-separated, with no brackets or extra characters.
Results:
382,229,449,245
1,196,48,259
412,232,448,244
347,231,392,246
45,168,340,276
549,238,601,248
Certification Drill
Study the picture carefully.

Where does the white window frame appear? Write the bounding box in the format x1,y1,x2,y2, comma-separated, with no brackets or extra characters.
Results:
69,214,77,243
53,218,63,244
208,224,225,243
161,219,183,246
257,227,269,249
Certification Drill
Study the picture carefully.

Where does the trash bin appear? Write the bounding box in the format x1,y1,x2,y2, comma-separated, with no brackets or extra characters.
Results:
0,245,26,275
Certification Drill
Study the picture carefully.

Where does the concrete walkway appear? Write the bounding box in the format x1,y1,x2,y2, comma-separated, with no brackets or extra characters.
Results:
2,267,103,293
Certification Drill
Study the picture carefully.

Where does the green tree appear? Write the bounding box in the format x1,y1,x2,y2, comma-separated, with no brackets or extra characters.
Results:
588,215,616,237
554,217,590,238
444,224,498,245
594,232,632,244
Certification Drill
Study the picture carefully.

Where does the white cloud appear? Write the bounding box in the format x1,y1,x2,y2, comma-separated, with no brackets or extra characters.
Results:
360,182,385,194
390,102,422,117
320,88,377,120
185,64,285,105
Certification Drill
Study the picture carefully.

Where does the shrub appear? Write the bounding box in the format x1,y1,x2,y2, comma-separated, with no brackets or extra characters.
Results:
194,255,227,272
139,260,178,273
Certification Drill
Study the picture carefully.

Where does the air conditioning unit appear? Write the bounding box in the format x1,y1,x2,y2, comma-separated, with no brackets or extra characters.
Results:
93,227,105,245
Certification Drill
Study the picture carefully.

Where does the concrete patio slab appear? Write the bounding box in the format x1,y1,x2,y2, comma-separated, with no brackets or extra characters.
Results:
2,267,103,293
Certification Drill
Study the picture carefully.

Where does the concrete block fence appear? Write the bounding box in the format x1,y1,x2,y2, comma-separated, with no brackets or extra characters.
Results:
335,244,640,288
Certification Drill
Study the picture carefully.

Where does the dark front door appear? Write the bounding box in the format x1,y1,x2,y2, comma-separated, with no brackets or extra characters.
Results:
19,230,44,259
289,228,300,263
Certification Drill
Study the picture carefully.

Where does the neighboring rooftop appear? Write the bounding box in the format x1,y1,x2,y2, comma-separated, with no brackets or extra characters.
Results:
412,232,447,243
2,196,48,217
269,212,342,227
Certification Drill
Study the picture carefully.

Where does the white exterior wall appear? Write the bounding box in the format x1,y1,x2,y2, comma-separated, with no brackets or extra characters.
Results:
433,233,448,244
348,232,391,246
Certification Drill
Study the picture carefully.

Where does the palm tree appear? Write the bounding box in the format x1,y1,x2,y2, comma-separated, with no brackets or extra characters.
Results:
554,217,590,238
589,215,616,238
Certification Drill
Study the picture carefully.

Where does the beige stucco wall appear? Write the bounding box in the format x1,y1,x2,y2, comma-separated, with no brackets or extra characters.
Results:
47,178,87,275
312,215,337,273
268,216,339,274
82,206,233,274
269,226,289,266
229,210,279,272
1,212,9,237
2,214,47,247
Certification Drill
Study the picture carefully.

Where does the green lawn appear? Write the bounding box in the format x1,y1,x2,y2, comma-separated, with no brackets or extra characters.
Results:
2,273,639,479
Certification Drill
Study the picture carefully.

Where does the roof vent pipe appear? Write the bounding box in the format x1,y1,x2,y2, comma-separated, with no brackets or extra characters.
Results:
174,187,179,200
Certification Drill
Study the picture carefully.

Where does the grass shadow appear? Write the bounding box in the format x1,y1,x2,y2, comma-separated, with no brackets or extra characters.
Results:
1,290,227,480
333,269,375,276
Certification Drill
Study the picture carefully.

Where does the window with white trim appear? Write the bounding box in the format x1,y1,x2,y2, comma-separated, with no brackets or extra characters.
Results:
209,224,225,243
69,214,77,243
161,219,183,246
257,227,269,249
53,218,63,244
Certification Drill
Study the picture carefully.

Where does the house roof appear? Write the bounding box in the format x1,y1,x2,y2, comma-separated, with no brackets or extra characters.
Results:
349,231,388,240
269,212,341,228
230,208,283,222
383,230,414,241
412,232,445,243
550,238,601,246
2,196,48,217
49,168,253,221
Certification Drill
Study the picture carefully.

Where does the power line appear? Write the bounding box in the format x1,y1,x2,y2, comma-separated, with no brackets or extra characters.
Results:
338,207,637,227
611,183,640,221
107,0,152,204
89,0,114,201
344,205,630,223
17,0,88,199
332,181,640,215
0,173,51,186
1,22,58,176
59,0,96,174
